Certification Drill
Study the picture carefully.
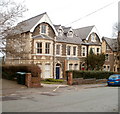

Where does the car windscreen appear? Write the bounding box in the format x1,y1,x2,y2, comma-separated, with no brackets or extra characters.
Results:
109,75,119,79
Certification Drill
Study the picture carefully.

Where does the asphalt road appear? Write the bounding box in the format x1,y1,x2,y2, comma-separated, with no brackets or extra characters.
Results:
2,86,118,112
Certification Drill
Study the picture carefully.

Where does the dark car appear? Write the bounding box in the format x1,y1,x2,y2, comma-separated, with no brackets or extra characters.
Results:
107,74,120,86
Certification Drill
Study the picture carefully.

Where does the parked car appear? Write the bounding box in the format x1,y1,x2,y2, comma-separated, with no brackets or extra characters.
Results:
107,74,120,86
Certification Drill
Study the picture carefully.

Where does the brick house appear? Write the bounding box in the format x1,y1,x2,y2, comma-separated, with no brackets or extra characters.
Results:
5,12,102,79
102,37,119,72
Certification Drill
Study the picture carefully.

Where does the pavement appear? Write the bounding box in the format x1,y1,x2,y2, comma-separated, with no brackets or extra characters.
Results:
1,79,107,97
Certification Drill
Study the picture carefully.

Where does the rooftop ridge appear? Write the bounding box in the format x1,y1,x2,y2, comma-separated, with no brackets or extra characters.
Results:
18,12,46,25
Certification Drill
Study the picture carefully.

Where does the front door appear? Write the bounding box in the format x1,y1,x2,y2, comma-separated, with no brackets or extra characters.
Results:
56,66,60,79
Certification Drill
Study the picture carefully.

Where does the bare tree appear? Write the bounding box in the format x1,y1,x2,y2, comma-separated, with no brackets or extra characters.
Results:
0,0,27,56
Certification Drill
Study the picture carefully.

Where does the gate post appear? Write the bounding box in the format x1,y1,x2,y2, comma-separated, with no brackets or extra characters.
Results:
25,73,32,87
67,72,73,85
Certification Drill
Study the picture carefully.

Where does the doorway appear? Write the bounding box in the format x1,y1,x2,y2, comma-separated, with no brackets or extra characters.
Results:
56,63,61,79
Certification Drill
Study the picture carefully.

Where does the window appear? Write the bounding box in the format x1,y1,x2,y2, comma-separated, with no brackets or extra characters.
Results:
91,34,96,42
45,43,50,54
56,45,61,55
105,54,109,61
103,66,106,71
73,46,77,56
107,66,110,71
82,47,86,57
67,31,73,37
74,64,78,70
92,48,95,53
67,46,71,55
69,64,73,70
36,42,42,54
97,48,100,54
58,29,63,36
41,24,47,34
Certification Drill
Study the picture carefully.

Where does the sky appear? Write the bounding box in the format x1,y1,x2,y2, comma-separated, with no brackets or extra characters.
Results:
15,0,119,38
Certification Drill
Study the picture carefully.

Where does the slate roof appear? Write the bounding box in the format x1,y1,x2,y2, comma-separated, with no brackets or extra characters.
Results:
32,34,53,40
12,12,46,34
56,35,82,44
54,25,82,44
73,25,94,40
102,37,118,52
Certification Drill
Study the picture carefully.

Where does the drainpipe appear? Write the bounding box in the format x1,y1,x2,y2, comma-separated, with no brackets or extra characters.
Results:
53,37,56,79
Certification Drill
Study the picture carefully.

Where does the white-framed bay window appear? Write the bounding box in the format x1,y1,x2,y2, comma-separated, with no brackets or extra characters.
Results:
35,41,52,55
36,42,42,54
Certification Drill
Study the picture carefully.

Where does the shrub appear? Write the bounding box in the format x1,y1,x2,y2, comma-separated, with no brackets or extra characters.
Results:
66,70,114,79
2,64,41,80
45,78,64,83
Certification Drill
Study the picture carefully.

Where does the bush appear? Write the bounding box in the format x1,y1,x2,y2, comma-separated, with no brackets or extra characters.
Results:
45,78,64,83
66,70,114,79
2,64,41,80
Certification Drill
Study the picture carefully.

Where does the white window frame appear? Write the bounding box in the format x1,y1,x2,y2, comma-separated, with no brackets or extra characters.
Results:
91,34,96,42
73,46,77,56
41,24,47,34
56,44,62,56
36,42,42,54
45,42,50,54
67,31,73,37
81,46,86,57
67,46,71,56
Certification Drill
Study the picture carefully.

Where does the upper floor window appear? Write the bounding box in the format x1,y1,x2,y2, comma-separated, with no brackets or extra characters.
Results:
105,54,109,61
73,46,77,56
45,42,50,54
91,34,96,42
36,42,42,54
41,24,47,34
97,48,100,55
67,46,71,55
56,44,61,55
58,29,63,36
67,31,73,37
82,47,86,57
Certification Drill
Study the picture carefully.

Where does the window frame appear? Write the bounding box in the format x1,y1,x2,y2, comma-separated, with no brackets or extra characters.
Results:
45,42,50,54
36,42,42,54
41,24,47,34
56,44,61,55
73,46,77,56
67,46,71,56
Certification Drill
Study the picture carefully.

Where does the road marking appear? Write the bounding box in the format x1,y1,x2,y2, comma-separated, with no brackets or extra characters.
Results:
53,85,60,91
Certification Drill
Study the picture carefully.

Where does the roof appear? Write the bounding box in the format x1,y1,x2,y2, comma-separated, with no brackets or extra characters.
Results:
62,26,71,33
74,25,94,40
56,34,82,44
12,12,46,34
102,37,118,51
32,34,53,40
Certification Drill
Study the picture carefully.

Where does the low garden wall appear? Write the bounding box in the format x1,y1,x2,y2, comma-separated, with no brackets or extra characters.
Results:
72,78,107,85
66,70,114,85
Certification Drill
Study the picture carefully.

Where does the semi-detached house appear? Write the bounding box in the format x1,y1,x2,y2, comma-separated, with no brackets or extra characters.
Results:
5,12,102,79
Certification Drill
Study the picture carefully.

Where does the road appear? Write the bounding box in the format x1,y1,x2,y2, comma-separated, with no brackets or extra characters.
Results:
2,85,118,112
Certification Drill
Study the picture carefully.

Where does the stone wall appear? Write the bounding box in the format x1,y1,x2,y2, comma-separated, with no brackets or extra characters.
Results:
72,78,107,85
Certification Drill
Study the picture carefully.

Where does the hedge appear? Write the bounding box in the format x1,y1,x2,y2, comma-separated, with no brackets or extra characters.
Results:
2,64,41,80
66,70,115,79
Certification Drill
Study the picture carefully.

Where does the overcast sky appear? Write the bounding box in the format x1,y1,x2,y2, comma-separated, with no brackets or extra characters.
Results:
17,0,119,37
